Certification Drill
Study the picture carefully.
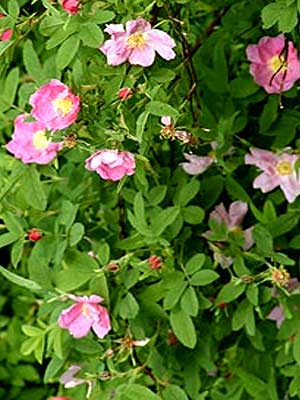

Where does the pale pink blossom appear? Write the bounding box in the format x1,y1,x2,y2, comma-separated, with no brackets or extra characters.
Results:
181,153,214,175
209,201,254,251
0,14,13,42
267,305,285,328
245,147,300,203
100,18,176,67
6,114,63,164
160,116,193,143
61,0,79,14
58,295,111,339
60,365,85,388
50,397,72,400
246,35,300,93
29,79,80,130
85,149,135,181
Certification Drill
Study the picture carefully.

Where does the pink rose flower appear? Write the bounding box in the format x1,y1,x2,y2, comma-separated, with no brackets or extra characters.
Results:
85,149,135,181
0,14,13,42
6,114,63,164
209,201,254,251
61,0,80,15
245,147,300,203
100,18,176,67
246,35,300,93
29,79,80,130
58,295,111,339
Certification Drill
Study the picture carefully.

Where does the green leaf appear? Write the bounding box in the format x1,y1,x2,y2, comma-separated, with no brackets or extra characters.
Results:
232,299,255,336
8,0,20,18
21,165,47,210
44,356,65,383
259,95,278,133
145,101,179,118
0,67,19,111
97,242,110,265
56,35,80,70
180,287,199,317
22,325,44,337
163,280,187,310
186,254,206,275
147,185,167,206
59,200,79,229
163,384,189,400
0,232,19,248
230,77,259,98
266,213,298,238
0,265,42,293
78,23,104,47
136,111,149,144
23,40,43,83
261,3,281,29
293,332,300,364
278,5,298,32
2,212,23,235
151,206,180,236
120,384,160,400
11,239,24,268
170,308,197,349
182,206,205,225
246,284,258,306
177,180,200,207
119,292,139,319
253,224,273,254
236,369,267,396
69,222,85,247
215,281,246,305
190,270,219,286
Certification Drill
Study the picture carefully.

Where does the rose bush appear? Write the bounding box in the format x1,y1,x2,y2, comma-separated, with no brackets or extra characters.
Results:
1,0,300,399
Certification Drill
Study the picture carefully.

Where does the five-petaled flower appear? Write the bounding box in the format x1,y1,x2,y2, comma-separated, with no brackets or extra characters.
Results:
100,18,176,67
6,114,63,164
246,35,300,93
245,147,300,203
29,79,80,130
58,295,111,339
85,149,135,181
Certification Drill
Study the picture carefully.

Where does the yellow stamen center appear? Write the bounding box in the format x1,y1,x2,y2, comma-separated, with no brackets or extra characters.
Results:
270,55,287,72
81,304,90,318
208,150,216,159
32,130,50,150
127,33,146,48
276,161,293,176
229,226,242,234
53,97,73,116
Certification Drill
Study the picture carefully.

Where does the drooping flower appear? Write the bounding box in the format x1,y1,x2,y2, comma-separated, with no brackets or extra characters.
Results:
6,114,63,164
61,0,80,15
118,87,133,100
100,18,176,67
29,79,80,130
180,152,215,175
245,147,300,203
160,116,196,144
209,201,254,251
58,295,111,339
60,365,85,388
0,14,13,42
246,35,300,93
267,305,285,328
85,149,135,181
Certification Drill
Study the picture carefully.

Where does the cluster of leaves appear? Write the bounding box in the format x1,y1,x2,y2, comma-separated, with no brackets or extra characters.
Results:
1,0,300,399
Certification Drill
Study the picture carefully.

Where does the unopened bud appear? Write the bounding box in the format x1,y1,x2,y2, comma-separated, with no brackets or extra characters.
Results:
118,87,133,100
27,228,42,242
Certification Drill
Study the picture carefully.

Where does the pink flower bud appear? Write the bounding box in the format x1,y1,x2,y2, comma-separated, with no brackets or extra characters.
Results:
118,87,133,100
0,14,13,42
61,0,80,15
28,228,42,242
148,255,162,270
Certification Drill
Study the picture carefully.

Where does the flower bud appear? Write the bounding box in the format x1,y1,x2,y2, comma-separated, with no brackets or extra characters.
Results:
28,228,42,242
118,87,133,100
148,255,162,270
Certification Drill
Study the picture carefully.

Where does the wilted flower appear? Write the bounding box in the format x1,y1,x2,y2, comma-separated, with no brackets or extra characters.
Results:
0,14,13,41
267,305,285,328
160,116,196,144
85,149,135,181
121,336,150,348
29,79,80,130
271,267,290,287
64,133,77,149
180,152,214,175
6,114,63,164
61,0,80,15
28,228,42,242
245,147,300,203
58,295,111,339
118,87,133,100
246,35,300,93
60,365,85,388
100,18,176,67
